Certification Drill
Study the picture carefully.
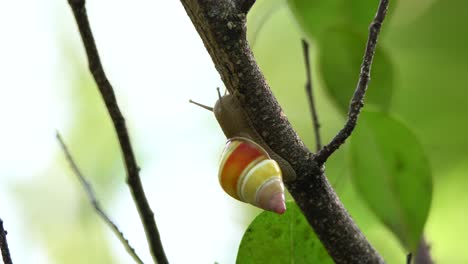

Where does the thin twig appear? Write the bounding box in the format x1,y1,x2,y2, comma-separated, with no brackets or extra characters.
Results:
56,132,144,264
66,1,168,263
315,0,389,164
301,39,322,152
180,0,388,262
407,253,413,264
0,218,13,264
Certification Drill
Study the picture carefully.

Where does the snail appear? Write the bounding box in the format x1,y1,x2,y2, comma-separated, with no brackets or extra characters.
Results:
190,89,296,214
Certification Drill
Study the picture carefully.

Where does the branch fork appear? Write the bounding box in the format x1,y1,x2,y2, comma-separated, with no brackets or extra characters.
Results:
181,0,389,263
65,0,389,262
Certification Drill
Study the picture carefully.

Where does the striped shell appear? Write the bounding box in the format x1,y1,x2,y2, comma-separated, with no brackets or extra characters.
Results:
219,137,286,214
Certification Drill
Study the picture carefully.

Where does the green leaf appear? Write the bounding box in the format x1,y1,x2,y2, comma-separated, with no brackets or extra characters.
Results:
236,201,333,264
343,0,397,33
318,27,393,113
349,110,432,251
287,0,397,39
287,0,343,39
287,0,396,114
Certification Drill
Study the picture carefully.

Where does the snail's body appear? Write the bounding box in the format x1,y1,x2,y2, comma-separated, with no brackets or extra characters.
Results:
214,94,296,182
191,92,295,214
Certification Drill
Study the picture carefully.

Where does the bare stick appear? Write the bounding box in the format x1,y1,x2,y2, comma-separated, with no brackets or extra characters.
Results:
407,253,413,264
180,0,389,262
315,0,389,164
0,219,13,264
301,39,322,152
66,1,168,263
415,237,434,264
56,132,144,264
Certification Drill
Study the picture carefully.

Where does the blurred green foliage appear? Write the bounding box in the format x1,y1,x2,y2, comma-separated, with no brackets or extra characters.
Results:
248,0,468,262
318,27,394,112
350,111,432,251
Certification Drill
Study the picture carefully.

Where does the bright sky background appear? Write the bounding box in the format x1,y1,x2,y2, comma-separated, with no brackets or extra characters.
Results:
0,1,260,263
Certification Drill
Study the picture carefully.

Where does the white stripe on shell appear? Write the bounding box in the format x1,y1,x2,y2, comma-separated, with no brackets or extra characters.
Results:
238,159,280,203
236,156,265,200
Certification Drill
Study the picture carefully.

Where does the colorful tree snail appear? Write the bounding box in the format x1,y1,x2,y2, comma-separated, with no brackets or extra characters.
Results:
190,90,296,214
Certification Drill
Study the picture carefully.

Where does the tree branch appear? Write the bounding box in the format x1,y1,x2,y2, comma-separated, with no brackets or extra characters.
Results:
66,1,168,263
0,219,13,264
180,0,388,263
56,132,144,264
315,0,389,164
302,39,322,152
407,253,413,264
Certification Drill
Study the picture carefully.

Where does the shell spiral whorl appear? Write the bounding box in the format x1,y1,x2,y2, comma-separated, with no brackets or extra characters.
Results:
219,137,286,214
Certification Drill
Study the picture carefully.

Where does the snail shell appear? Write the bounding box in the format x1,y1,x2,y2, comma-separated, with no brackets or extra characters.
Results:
213,93,296,182
219,137,286,214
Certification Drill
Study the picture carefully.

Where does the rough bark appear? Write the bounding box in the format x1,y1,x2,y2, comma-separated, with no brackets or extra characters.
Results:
180,0,388,263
